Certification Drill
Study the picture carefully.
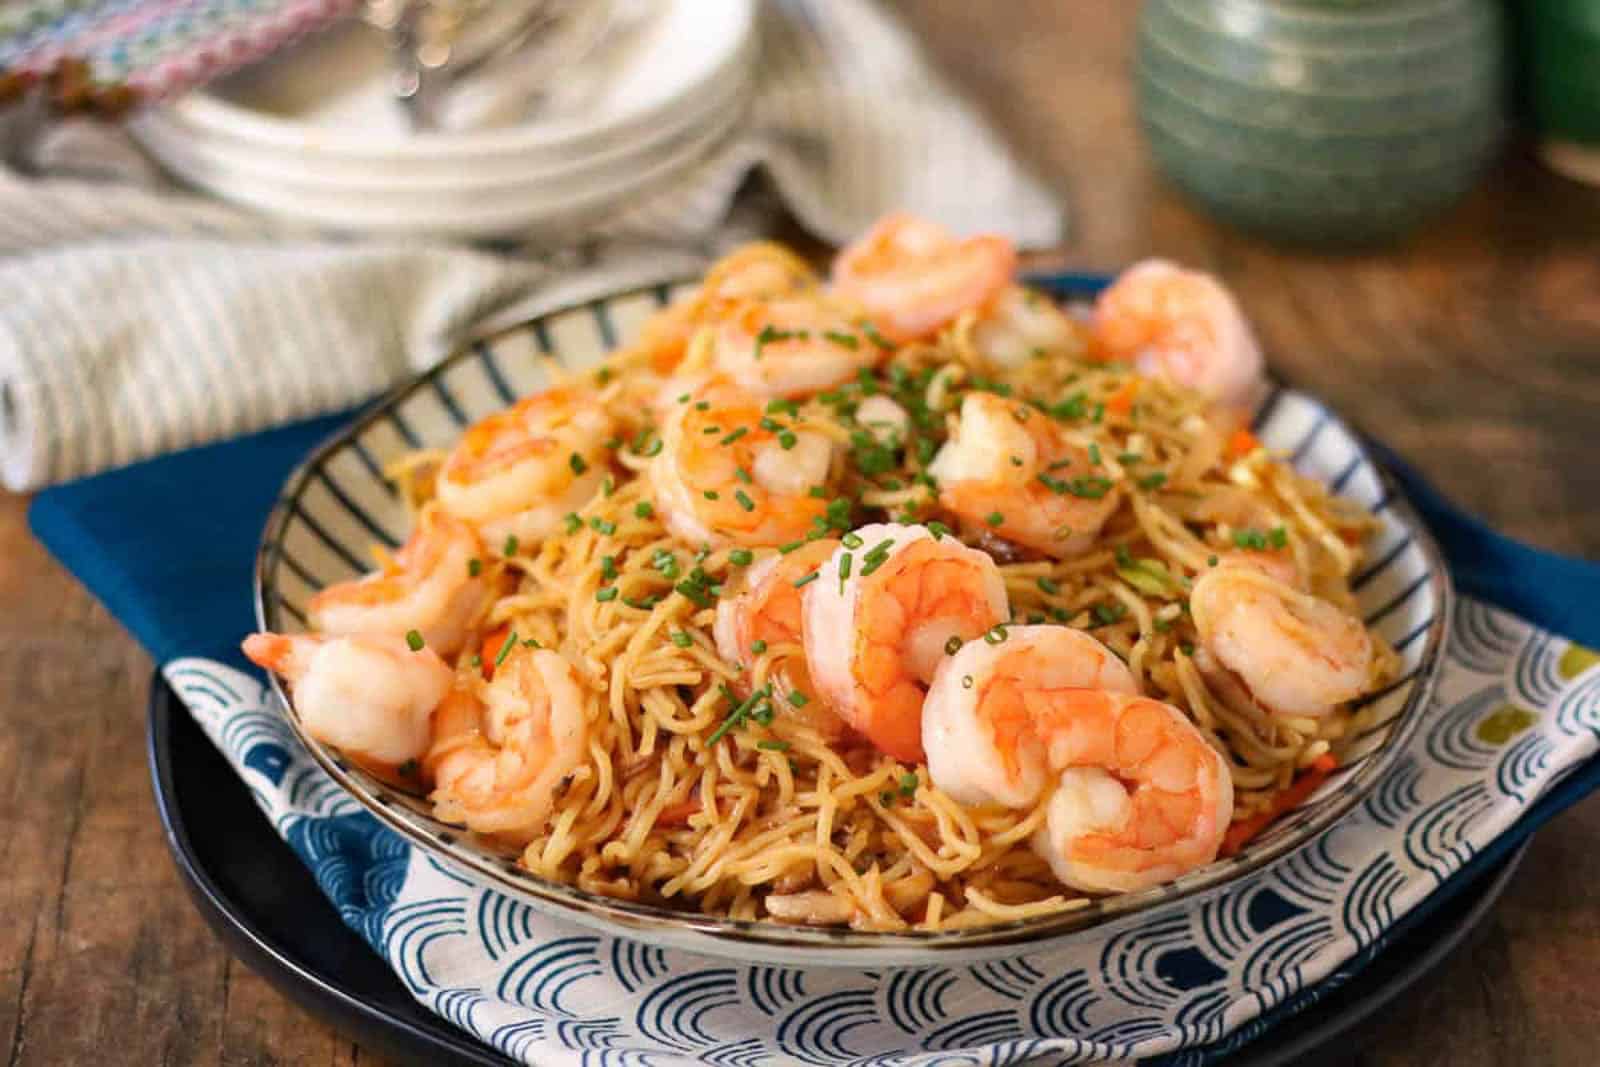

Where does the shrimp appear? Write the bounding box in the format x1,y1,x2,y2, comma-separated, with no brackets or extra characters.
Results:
929,391,1122,558
308,508,491,657
802,523,1009,763
968,285,1088,369
435,385,615,550
1092,259,1266,410
710,297,886,398
922,626,1232,893
652,378,834,547
242,632,453,773
713,540,847,738
831,213,1016,343
1189,566,1375,719
424,646,590,841
626,244,818,373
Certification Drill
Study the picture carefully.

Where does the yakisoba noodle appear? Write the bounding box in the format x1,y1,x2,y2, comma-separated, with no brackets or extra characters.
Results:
248,218,1395,932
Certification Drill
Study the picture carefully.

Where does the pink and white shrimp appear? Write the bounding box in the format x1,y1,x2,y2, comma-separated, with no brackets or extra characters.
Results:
308,508,491,657
1189,566,1375,719
424,646,590,841
1092,260,1265,410
711,297,888,399
242,632,453,774
968,285,1088,369
435,385,615,549
802,523,1009,764
923,626,1232,893
651,378,834,547
714,539,848,738
831,213,1016,343
929,391,1122,558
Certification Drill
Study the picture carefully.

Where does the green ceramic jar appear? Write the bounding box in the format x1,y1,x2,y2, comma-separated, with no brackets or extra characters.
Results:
1136,0,1509,245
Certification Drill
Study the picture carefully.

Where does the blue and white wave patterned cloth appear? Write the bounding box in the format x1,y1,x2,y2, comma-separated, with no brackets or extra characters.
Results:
166,600,1600,1066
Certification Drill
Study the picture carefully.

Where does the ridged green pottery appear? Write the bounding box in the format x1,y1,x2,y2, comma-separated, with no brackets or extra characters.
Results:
1137,0,1509,245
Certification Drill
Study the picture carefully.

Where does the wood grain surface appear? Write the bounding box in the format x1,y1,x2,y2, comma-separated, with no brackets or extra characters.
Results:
4,2,1599,1064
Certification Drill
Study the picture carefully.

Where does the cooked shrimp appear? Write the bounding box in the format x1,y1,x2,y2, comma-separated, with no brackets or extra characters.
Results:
1190,566,1374,718
242,632,452,772
831,213,1016,343
1093,259,1265,409
711,297,886,398
1210,548,1301,589
435,385,615,549
425,646,590,841
968,285,1087,369
922,626,1232,893
626,243,818,373
652,378,834,547
714,539,847,738
308,508,490,657
929,391,1122,558
803,523,1009,763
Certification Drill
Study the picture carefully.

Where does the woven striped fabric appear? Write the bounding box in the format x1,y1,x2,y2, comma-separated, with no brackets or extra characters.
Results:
0,0,1064,491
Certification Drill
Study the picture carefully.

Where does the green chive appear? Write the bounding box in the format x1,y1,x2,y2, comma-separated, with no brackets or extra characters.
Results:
986,511,1005,527
1037,577,1061,595
793,570,819,589
635,501,655,519
670,631,693,648
944,635,963,655
467,558,482,577
926,521,950,540
778,540,805,554
1088,443,1102,465
404,629,424,651
495,630,517,666
778,430,798,450
750,639,768,655
600,555,617,581
758,740,791,752
721,427,749,446
842,532,864,549
563,513,582,534
569,453,588,475
899,773,918,795
879,790,896,807
983,624,1009,645
824,330,859,349
729,548,754,566
703,490,720,501
596,586,618,602
838,552,853,592
789,690,810,707
1269,525,1289,549
503,534,519,556
734,489,756,512
734,467,752,484
1138,471,1168,491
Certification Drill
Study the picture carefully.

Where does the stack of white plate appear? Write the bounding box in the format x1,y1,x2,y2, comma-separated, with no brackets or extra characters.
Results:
132,0,755,240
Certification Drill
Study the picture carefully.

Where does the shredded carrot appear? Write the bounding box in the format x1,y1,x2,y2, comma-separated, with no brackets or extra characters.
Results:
1106,379,1140,416
479,624,510,680
1220,753,1338,857
1227,427,1261,459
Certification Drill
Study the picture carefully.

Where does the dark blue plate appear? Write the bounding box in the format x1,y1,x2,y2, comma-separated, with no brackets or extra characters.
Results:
147,671,1526,1067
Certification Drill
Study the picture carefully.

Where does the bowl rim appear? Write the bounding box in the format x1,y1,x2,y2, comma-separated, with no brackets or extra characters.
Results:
252,274,1453,959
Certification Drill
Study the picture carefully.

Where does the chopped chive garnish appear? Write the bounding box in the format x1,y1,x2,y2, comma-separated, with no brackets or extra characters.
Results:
986,511,1005,527
602,475,615,497
591,518,617,535
899,773,918,795
983,624,1009,645
623,596,659,610
670,631,693,648
927,521,951,540
1269,525,1289,549
879,790,896,807
603,437,621,450
789,690,810,706
495,630,517,666
596,367,614,384
635,501,655,519
596,586,618,602
778,430,798,450
1009,455,1024,468
758,740,791,752
734,489,756,512
823,330,859,349
564,513,582,534
695,401,710,411
569,453,588,475
721,427,750,446
600,555,617,581
766,398,799,416
703,490,720,501
1232,528,1270,550
1138,471,1168,491
470,654,482,668
1037,577,1061,595
750,639,768,655
404,629,424,651
729,548,754,566
467,558,482,577
503,534,519,556
807,486,827,499
734,467,752,484
522,637,542,648
838,552,853,592
793,570,820,589
1207,554,1219,566
842,532,864,549
1088,443,1102,465
944,635,963,655
778,540,805,554
1117,452,1142,464
861,320,894,350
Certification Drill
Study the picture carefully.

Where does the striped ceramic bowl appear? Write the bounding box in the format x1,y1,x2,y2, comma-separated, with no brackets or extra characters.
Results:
252,274,1450,966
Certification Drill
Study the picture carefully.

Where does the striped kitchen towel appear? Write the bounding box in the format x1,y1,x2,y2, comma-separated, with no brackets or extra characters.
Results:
0,0,1063,492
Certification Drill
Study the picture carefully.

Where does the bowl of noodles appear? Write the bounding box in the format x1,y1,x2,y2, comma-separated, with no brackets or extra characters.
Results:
250,218,1449,966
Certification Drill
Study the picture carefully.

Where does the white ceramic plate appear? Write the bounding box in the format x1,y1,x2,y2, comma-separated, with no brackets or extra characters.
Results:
253,276,1450,966
165,0,755,164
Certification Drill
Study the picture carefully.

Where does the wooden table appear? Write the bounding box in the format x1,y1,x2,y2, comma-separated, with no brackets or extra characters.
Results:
4,3,1599,1064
